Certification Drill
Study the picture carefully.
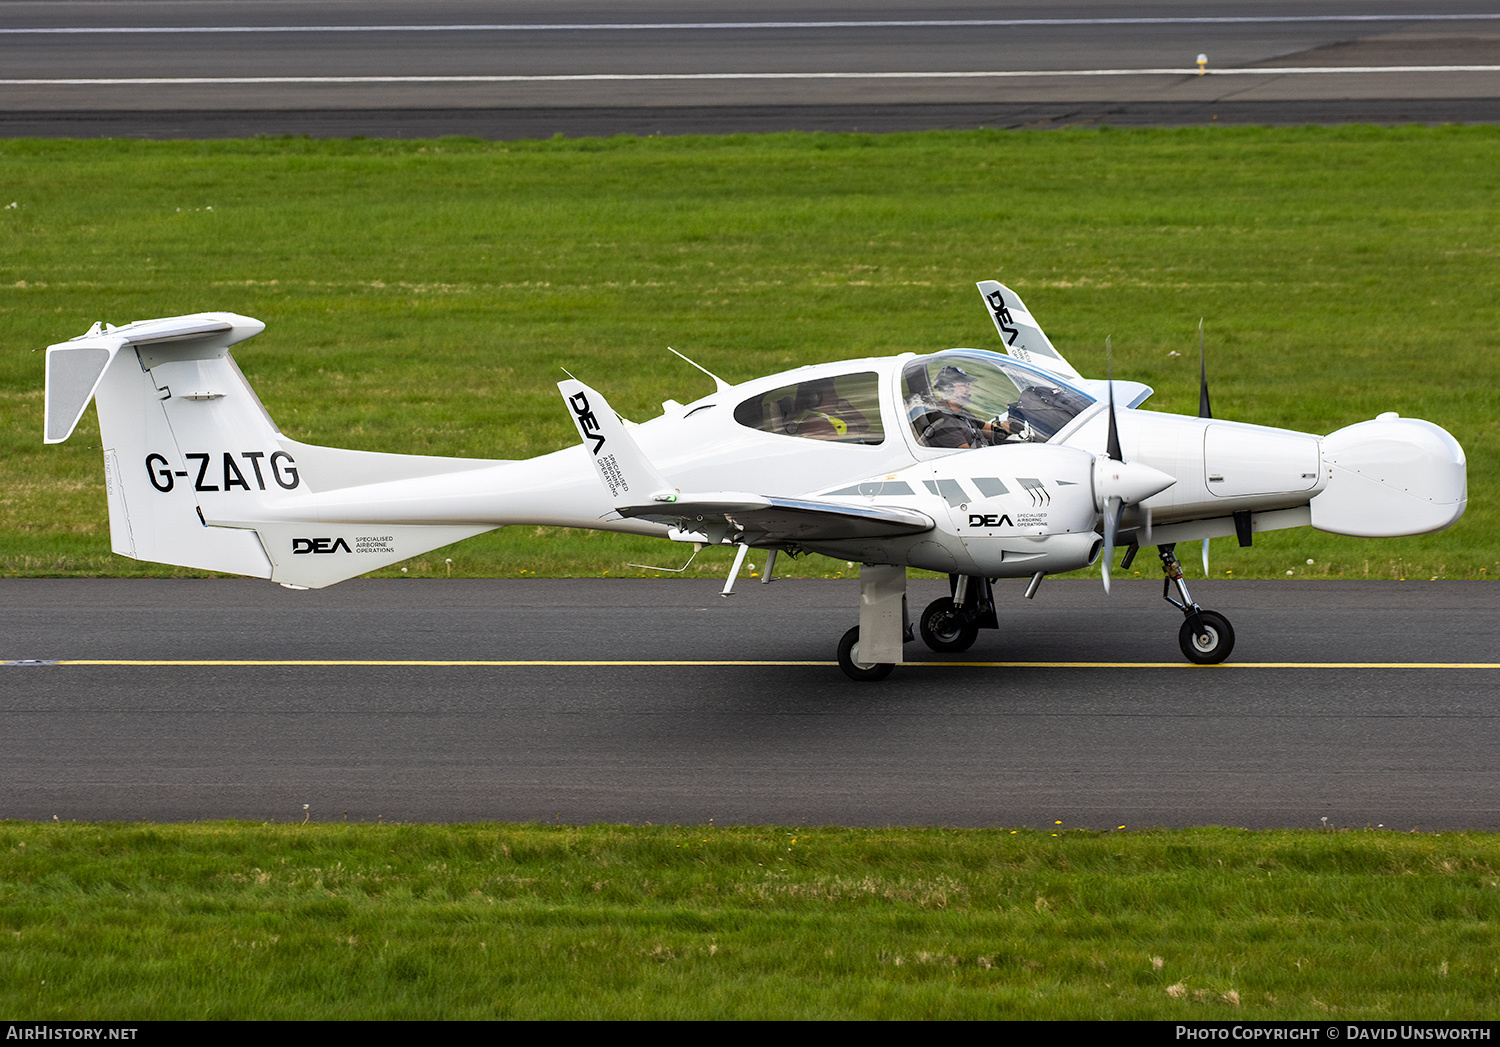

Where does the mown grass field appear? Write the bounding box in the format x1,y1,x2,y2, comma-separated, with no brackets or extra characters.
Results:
4,129,1498,1022
2,126,1498,582
2,822,1496,1020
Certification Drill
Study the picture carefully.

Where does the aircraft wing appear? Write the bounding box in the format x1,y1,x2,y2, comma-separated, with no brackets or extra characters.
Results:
558,376,934,543
617,494,934,544
976,281,1082,380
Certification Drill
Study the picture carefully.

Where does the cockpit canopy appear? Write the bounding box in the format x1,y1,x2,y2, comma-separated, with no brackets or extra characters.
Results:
901,350,1095,449
733,371,885,445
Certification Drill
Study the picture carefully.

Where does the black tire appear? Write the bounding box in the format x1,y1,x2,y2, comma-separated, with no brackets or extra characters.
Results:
1179,610,1235,665
837,626,894,682
919,597,979,653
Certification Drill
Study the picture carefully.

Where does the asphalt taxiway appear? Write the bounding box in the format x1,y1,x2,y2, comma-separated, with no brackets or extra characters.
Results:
2,0,1499,136
4,577,1497,828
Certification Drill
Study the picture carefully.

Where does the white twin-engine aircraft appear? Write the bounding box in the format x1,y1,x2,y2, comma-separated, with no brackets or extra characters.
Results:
44,281,1466,680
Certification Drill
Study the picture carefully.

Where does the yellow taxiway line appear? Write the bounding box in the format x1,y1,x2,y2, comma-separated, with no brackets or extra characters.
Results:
7,659,1500,669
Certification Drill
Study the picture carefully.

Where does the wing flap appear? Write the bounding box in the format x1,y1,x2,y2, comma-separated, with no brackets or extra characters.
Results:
619,494,933,543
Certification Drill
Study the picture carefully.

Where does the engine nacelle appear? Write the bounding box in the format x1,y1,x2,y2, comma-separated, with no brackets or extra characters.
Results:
1310,415,1467,537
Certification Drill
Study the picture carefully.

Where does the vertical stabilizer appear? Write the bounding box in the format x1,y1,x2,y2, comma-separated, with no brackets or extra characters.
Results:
46,313,498,585
558,378,674,507
49,314,277,577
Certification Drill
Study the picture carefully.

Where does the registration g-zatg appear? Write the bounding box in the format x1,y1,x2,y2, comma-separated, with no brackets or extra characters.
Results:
145,451,300,493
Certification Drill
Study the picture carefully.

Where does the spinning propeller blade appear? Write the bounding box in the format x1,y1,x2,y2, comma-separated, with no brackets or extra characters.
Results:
1101,495,1122,593
1102,336,1120,592
1106,335,1122,462
1094,335,1175,594
1198,318,1212,420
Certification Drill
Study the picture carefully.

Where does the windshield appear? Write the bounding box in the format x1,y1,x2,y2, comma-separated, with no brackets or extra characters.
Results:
901,350,1094,449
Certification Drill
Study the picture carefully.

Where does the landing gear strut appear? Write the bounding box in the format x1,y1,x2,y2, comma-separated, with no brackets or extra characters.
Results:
1158,544,1235,664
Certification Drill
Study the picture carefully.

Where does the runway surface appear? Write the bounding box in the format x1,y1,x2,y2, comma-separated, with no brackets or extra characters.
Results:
4,577,1498,829
3,0,1499,136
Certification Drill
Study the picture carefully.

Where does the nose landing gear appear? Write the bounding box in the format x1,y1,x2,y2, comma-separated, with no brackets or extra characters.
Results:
1159,544,1235,664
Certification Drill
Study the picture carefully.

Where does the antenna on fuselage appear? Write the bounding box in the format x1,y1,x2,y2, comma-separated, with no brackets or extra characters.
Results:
668,347,731,394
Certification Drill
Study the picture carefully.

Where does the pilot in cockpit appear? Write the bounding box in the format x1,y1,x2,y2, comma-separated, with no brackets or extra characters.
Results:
913,365,1017,449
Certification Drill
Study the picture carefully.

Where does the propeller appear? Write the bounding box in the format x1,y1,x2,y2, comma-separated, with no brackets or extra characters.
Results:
1197,321,1210,573
1100,338,1123,592
1198,318,1212,419
1095,336,1176,593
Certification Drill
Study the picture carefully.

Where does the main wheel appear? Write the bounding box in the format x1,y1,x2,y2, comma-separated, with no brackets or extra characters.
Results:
1179,610,1235,665
837,626,894,681
919,597,979,653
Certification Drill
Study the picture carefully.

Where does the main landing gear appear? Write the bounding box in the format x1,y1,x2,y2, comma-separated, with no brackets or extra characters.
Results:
918,574,997,654
837,625,894,681
836,564,910,681
836,567,999,680
837,546,1235,680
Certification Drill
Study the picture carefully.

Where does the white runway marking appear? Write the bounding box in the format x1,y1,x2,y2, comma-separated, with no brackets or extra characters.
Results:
6,67,1497,87
4,15,1499,35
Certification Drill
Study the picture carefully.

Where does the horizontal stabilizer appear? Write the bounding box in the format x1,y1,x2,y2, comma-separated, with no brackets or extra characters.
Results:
44,312,265,444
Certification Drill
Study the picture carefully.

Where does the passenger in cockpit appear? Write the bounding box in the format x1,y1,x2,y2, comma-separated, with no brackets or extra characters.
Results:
787,377,871,441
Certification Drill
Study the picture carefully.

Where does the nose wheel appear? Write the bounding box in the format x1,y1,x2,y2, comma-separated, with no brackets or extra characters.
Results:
1159,544,1234,665
1179,609,1234,664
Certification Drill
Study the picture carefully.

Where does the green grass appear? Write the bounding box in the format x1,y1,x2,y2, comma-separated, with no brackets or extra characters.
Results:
3,127,1498,580
2,822,1497,1019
